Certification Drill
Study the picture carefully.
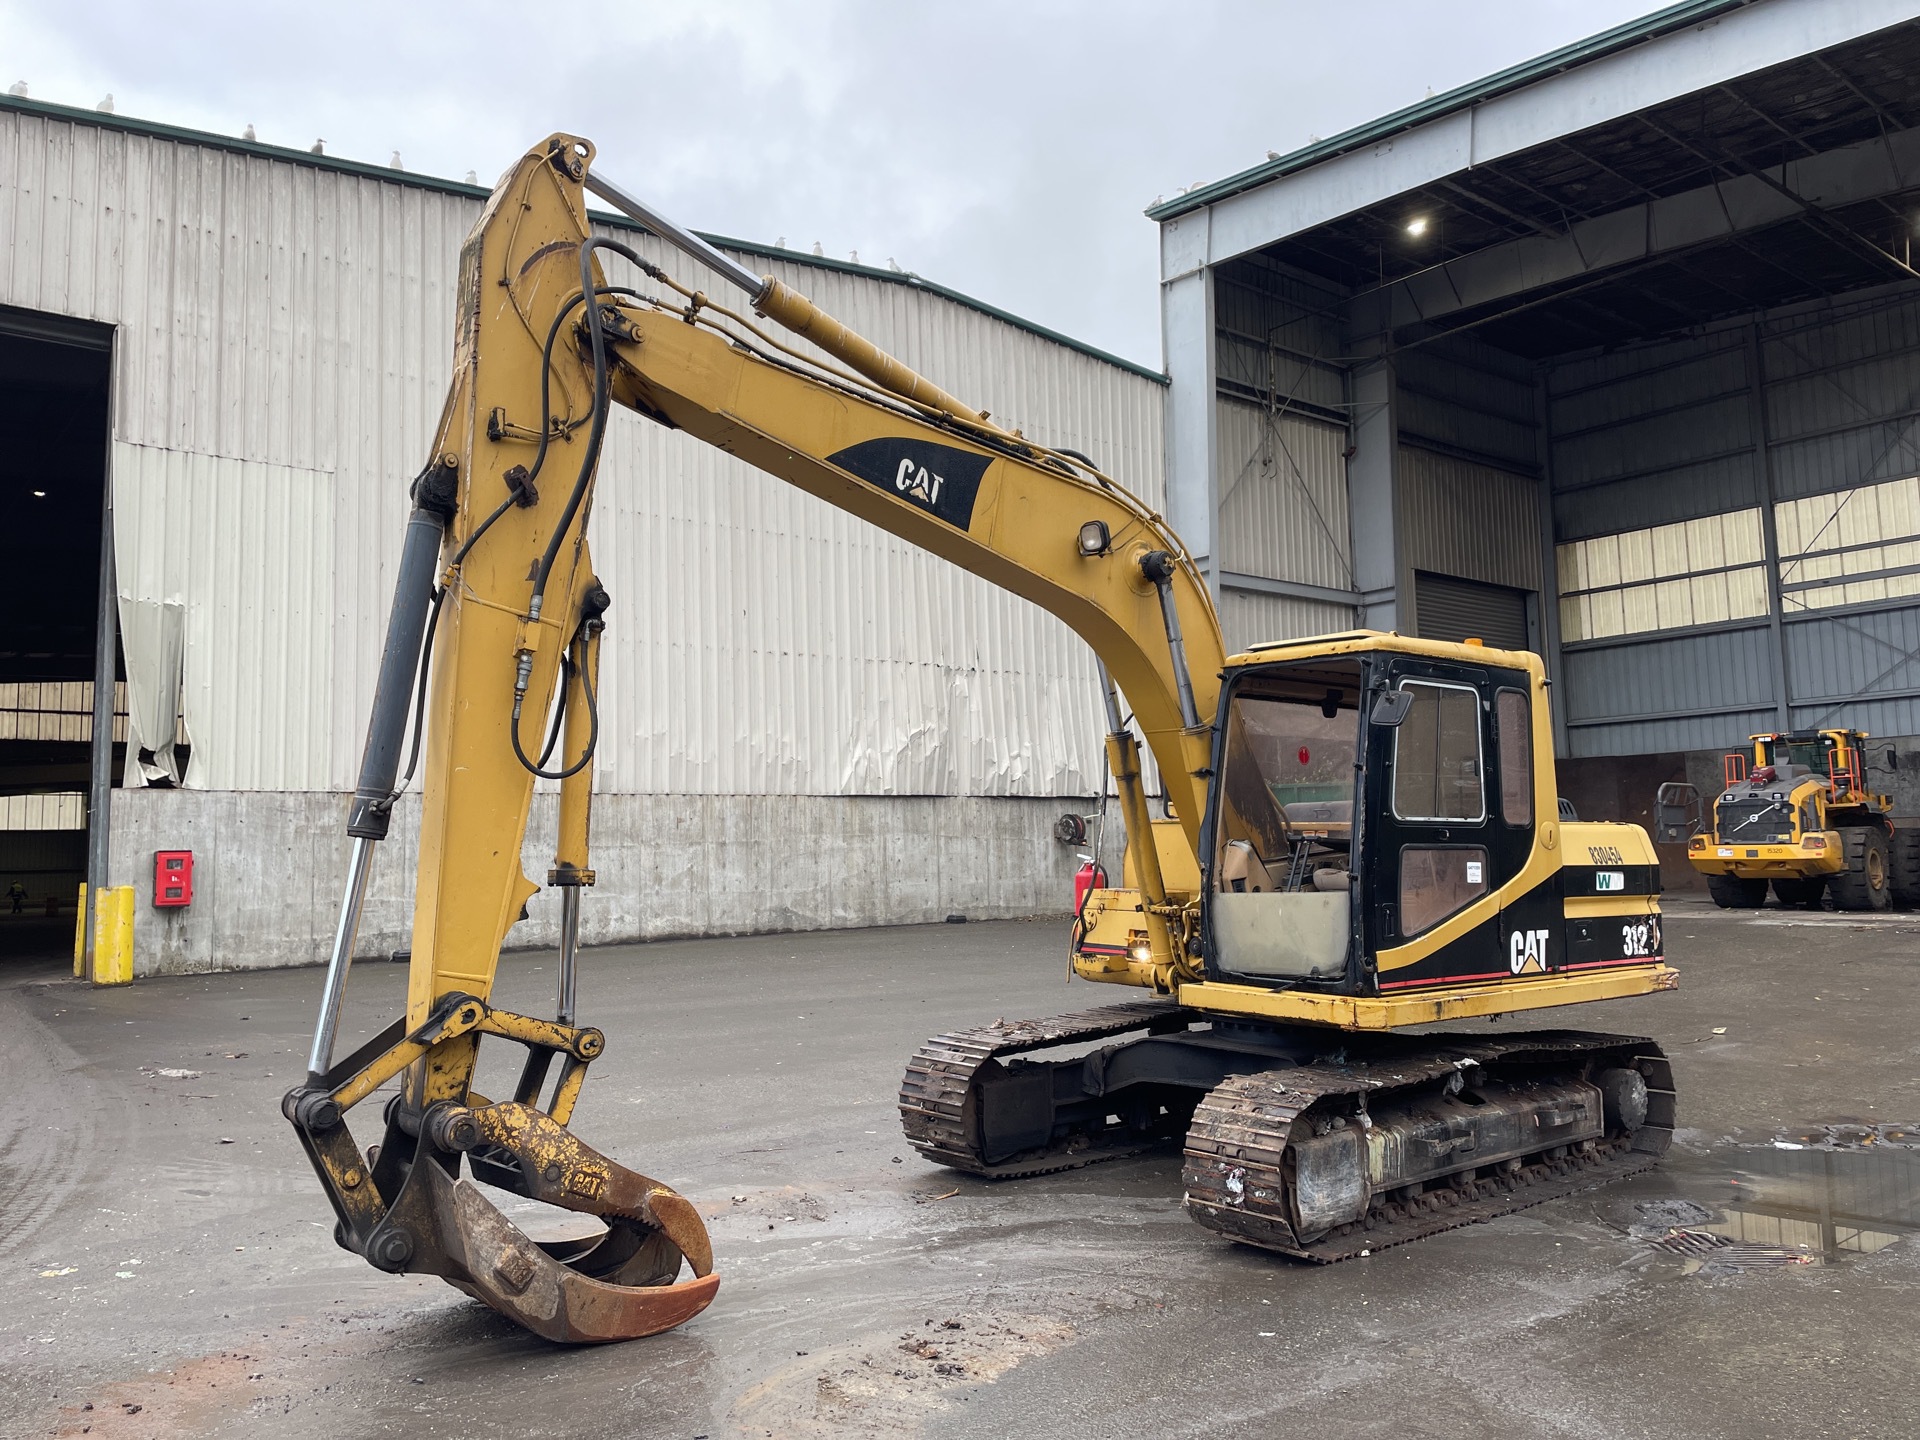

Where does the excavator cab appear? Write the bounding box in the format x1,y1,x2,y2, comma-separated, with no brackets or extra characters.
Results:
1203,638,1626,994
1076,632,1668,1011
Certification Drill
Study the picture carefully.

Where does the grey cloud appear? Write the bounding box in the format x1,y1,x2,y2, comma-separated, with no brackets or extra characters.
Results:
5,0,1664,365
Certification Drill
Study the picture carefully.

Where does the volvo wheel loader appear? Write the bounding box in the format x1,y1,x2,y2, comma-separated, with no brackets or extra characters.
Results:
283,134,1678,1343
1659,730,1917,911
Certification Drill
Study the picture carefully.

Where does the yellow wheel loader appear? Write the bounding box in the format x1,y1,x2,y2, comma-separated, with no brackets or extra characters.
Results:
284,135,1679,1341
1657,729,1916,912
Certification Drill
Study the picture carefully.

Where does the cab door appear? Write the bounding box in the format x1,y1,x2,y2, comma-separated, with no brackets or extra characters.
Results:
1363,659,1504,988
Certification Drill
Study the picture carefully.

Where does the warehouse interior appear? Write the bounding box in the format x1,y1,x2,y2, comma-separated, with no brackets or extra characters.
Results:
0,306,119,953
1155,4,1920,881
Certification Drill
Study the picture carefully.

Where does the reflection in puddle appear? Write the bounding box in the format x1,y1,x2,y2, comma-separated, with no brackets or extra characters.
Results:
1708,1141,1920,1263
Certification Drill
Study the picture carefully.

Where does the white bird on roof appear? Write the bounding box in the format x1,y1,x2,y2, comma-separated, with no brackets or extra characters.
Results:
243,123,256,141
811,241,822,256
464,170,477,184
390,151,404,170
311,138,325,155
96,94,113,113
7,82,26,98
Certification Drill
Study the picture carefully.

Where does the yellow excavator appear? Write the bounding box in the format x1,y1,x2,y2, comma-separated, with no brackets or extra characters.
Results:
283,135,1679,1342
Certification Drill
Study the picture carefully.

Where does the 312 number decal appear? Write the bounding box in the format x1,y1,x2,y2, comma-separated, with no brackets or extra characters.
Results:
1620,919,1660,958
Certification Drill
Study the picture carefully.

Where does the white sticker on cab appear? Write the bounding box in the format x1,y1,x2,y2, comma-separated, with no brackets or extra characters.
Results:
1595,871,1624,892
1466,861,1483,884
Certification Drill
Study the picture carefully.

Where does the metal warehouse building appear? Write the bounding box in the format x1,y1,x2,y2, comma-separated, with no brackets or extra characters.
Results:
1152,0,1920,858
0,98,1168,973
9,0,1920,977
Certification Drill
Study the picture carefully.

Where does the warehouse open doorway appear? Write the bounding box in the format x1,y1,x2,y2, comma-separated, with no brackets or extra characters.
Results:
0,306,119,969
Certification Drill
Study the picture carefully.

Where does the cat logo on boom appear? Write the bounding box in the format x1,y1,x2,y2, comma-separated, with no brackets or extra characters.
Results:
894,456,945,506
825,436,992,530
1508,927,1550,974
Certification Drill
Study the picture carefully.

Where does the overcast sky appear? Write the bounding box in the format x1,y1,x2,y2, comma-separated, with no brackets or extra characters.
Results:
4,0,1670,367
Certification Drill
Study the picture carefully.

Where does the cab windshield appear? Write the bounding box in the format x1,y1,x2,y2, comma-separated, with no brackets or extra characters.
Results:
1209,659,1363,982
1759,736,1831,773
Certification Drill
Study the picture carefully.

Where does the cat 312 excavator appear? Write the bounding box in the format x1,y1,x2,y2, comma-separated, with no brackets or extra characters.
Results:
282,134,1679,1344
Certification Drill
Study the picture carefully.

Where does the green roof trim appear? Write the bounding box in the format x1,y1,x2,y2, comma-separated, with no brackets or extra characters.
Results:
1147,0,1755,222
0,92,1166,385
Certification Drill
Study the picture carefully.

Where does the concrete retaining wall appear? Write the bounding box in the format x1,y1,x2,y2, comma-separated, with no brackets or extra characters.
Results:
108,790,1103,976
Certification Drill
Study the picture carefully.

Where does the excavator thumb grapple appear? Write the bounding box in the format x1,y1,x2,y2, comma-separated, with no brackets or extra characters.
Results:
283,989,717,1344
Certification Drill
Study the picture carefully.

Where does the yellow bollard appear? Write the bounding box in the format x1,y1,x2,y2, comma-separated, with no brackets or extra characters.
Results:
90,884,135,986
74,882,86,977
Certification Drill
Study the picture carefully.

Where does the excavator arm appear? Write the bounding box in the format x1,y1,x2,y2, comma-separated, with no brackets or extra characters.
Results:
283,133,1221,1343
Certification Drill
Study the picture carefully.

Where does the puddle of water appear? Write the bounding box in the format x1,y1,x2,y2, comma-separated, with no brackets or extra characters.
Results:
1643,1137,1920,1270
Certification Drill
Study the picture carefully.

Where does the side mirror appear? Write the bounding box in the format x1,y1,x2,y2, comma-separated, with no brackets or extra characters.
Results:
1369,689,1413,727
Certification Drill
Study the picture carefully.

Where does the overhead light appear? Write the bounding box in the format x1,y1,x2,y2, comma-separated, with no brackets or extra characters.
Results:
1406,216,1429,237
30,490,44,497
1076,519,1111,557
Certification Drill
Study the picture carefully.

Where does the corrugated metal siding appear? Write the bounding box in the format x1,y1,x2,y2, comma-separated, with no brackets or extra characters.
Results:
1399,447,1541,592
113,443,336,790
1212,258,1345,416
1396,338,1537,473
1784,604,1920,737
1215,398,1351,588
1547,286,1920,753
1217,590,1354,657
0,108,1165,797
1764,290,1920,502
1548,332,1760,540
1561,626,1779,758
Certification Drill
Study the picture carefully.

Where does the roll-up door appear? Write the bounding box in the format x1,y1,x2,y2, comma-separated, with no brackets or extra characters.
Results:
1414,571,1530,651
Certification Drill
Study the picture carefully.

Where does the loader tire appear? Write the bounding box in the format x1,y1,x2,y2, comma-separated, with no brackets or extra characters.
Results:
1771,876,1826,908
1707,874,1768,909
1891,829,1920,909
1830,827,1891,912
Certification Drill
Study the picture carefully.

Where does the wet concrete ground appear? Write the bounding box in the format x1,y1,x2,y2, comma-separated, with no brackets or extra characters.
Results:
4,898,1920,1439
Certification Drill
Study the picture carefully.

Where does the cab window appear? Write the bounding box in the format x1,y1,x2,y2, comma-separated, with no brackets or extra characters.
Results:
1400,846,1488,936
1495,689,1531,827
1392,681,1484,823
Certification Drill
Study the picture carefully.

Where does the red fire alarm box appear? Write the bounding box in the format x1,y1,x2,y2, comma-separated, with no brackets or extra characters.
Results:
154,850,193,908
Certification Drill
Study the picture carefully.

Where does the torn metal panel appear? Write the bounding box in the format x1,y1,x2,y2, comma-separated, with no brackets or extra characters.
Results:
115,596,184,784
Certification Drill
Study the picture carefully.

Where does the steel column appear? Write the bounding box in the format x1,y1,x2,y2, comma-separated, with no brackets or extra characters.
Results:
83,346,117,982
1746,323,1793,728
1162,263,1218,599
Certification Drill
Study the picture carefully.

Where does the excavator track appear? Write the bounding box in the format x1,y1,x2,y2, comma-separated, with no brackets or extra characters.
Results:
902,1007,1673,1260
1183,1032,1674,1261
899,1000,1201,1177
